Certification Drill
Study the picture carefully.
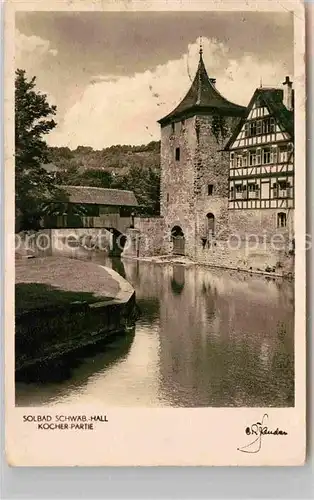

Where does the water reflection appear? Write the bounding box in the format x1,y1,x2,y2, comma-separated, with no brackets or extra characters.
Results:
16,250,294,408
16,331,135,407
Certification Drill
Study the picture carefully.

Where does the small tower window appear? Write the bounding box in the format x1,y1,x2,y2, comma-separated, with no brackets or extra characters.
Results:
167,193,170,202
277,212,287,228
175,147,180,161
171,122,175,134
208,184,214,196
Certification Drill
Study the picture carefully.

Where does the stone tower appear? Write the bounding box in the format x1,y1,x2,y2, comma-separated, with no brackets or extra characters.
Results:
158,46,245,258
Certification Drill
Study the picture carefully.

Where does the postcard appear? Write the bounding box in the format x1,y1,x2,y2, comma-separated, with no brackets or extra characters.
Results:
5,0,306,466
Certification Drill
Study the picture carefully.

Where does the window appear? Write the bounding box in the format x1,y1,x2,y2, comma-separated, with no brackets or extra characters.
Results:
181,119,186,130
175,147,180,161
279,146,288,163
278,180,290,198
256,148,261,165
167,193,170,202
236,155,243,167
256,120,262,135
244,123,249,137
278,180,288,190
272,146,278,164
234,184,243,200
263,147,271,164
249,121,257,136
277,212,287,228
171,122,175,134
248,183,260,199
261,117,275,134
249,150,256,166
206,213,215,236
263,118,270,134
208,184,214,196
242,152,247,167
230,186,234,199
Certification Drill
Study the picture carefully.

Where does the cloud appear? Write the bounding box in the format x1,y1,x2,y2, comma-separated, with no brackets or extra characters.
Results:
15,29,58,71
48,37,292,149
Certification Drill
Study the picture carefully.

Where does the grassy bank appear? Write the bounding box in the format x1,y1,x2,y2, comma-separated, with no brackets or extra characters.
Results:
15,256,120,313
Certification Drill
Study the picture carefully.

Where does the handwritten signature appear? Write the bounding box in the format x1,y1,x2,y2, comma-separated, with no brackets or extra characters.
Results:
237,413,288,453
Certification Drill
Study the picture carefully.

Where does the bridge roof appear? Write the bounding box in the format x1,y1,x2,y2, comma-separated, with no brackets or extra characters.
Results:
55,185,139,207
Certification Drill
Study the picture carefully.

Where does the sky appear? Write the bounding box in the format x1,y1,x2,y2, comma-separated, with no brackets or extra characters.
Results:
15,11,294,149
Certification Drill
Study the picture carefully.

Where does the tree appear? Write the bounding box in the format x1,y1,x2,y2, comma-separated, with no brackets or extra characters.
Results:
15,69,58,229
113,165,160,216
79,169,113,188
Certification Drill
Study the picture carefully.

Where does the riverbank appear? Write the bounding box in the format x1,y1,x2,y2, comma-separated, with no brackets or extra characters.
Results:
16,254,294,408
16,256,120,313
122,253,294,279
15,256,137,376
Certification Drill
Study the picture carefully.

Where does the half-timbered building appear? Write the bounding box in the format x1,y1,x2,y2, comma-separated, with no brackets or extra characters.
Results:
127,47,295,275
224,77,294,226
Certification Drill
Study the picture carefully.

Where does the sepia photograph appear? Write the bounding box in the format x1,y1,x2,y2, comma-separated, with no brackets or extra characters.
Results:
5,0,306,466
14,9,296,408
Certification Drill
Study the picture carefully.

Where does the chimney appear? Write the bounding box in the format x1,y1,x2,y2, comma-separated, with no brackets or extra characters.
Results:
282,76,294,111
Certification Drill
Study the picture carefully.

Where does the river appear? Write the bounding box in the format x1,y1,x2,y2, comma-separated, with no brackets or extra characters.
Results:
15,250,294,407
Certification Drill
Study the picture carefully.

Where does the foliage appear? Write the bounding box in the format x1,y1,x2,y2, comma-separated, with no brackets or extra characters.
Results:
49,141,161,215
113,165,161,216
15,69,60,229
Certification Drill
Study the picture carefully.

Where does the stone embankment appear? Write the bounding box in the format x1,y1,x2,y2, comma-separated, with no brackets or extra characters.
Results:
15,257,137,375
123,253,294,279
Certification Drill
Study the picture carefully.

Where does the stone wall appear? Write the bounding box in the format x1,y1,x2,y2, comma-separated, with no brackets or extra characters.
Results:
195,238,294,276
15,291,137,374
228,208,294,241
123,217,166,257
160,114,242,259
160,117,197,257
193,115,237,245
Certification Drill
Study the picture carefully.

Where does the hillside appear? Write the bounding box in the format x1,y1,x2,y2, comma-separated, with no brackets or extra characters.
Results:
48,141,160,175
47,141,161,216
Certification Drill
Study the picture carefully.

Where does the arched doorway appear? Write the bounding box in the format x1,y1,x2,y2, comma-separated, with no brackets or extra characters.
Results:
171,226,185,256
108,228,127,257
206,213,215,237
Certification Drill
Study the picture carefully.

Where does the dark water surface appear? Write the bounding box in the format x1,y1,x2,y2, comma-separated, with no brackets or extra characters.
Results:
16,250,294,407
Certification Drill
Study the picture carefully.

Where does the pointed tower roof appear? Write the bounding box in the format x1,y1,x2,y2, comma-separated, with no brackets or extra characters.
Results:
158,47,245,126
